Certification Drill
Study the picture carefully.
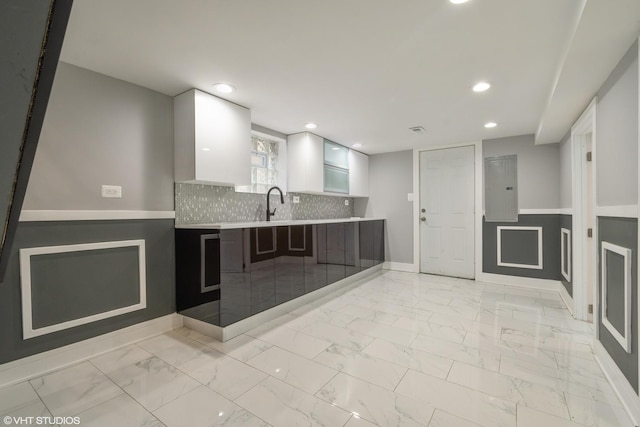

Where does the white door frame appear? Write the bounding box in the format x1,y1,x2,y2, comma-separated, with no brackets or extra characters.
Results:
412,141,483,278
571,97,597,323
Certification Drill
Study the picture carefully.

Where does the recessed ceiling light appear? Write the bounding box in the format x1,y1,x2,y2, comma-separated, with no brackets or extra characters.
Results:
331,147,340,151
212,83,235,94
450,0,470,4
305,123,317,129
484,122,497,128
201,147,211,151
352,143,362,148
473,82,491,92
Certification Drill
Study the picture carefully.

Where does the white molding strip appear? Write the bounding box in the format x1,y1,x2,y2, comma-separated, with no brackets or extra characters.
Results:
383,262,416,272
0,314,182,388
497,226,543,270
558,282,575,317
594,340,640,426
601,241,632,353
20,240,147,339
19,210,176,222
519,209,561,215
561,228,572,282
478,272,563,292
559,208,574,215
595,205,639,218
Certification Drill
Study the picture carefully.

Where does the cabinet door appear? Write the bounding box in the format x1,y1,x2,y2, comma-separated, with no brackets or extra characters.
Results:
249,227,276,314
287,132,324,193
219,229,250,326
324,165,349,194
349,150,369,197
344,222,360,277
359,221,374,269
275,226,305,304
326,223,346,283
305,224,327,292
324,140,349,169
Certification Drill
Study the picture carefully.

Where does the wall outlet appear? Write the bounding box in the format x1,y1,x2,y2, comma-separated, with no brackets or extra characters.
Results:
102,185,122,198
344,199,349,206
407,193,414,202
292,196,300,204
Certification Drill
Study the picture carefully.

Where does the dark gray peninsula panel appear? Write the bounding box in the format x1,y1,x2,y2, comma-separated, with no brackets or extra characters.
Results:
175,219,384,327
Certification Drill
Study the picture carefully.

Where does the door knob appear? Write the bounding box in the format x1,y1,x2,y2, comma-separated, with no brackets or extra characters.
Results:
421,217,426,222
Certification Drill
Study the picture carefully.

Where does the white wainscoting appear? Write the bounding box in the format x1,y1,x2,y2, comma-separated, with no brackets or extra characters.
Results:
601,241,633,353
496,226,543,270
19,210,175,222
561,228,572,282
20,240,147,339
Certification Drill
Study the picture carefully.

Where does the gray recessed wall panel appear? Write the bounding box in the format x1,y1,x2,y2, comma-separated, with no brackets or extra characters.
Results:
499,229,539,266
604,251,626,335
560,214,573,296
597,216,638,392
0,219,174,364
483,214,560,280
30,247,141,329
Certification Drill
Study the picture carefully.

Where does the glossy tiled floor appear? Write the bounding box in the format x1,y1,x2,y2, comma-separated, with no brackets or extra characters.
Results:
0,271,634,427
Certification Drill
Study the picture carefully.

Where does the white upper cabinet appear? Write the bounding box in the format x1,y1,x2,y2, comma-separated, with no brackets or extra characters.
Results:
287,132,369,197
287,132,324,193
349,149,369,197
174,89,251,186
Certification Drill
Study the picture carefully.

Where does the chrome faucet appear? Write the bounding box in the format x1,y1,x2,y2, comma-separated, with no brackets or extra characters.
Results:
266,186,285,221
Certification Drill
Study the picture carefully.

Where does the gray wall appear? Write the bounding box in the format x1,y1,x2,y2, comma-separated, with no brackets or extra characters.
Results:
354,150,413,264
483,134,560,210
560,214,572,296
23,62,175,211
559,133,572,210
596,40,638,207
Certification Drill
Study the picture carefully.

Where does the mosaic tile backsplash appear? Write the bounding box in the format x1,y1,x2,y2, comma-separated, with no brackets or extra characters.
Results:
175,183,354,224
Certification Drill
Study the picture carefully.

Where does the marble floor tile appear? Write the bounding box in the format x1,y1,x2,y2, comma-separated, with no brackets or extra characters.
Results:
235,376,351,427
300,321,374,352
205,333,272,362
76,393,162,427
247,323,331,358
414,300,478,320
411,334,500,372
517,405,594,427
90,344,154,374
154,385,268,427
176,348,267,400
313,344,406,390
108,356,199,411
137,332,210,366
395,369,516,427
29,362,122,416
344,414,378,427
0,382,41,415
565,393,635,427
428,409,484,427
337,304,399,325
248,346,338,394
2,401,54,426
447,362,570,419
463,332,558,368
316,373,435,427
362,338,453,379
392,316,467,343
345,318,418,346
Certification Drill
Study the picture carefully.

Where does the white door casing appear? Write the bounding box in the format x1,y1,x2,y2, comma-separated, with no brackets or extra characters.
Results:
419,145,475,278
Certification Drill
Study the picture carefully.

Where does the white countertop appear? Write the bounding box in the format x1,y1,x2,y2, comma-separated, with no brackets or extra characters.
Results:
175,217,384,229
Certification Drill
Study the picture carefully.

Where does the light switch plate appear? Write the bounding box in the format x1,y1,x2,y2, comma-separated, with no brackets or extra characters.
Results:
102,185,122,198
292,196,300,204
344,199,349,206
407,193,414,202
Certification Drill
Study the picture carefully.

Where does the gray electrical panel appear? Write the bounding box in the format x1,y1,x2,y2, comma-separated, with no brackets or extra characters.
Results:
485,155,518,222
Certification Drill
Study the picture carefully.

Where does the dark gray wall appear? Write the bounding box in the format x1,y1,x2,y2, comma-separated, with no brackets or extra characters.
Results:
596,41,638,207
560,214,573,296
23,62,175,211
483,214,560,280
482,135,560,210
0,219,175,364
354,150,413,264
597,217,638,392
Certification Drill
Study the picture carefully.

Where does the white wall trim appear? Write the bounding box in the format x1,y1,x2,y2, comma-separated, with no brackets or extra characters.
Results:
496,226,543,270
519,209,561,215
601,241,633,353
559,208,574,215
0,313,182,388
595,205,639,218
478,272,563,292
19,210,176,222
558,282,575,317
412,140,483,277
383,261,416,272
561,228,572,282
20,240,147,339
594,340,640,426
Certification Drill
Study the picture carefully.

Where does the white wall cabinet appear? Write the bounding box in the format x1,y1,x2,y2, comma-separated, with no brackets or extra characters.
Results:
174,89,251,186
287,132,369,197
349,149,369,197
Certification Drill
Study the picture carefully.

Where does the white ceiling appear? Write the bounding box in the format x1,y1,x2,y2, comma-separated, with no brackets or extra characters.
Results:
60,0,640,154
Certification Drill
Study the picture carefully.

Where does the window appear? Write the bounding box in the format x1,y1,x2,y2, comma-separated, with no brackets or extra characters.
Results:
236,132,286,194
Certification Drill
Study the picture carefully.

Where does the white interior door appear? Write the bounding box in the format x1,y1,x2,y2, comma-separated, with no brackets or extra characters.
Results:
419,146,475,278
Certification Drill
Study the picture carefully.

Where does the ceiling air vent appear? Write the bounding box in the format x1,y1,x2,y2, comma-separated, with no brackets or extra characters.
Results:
409,126,426,134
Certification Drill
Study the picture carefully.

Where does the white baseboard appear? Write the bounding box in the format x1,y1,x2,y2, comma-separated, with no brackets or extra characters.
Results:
594,340,640,426
0,314,182,388
383,262,416,272
558,282,575,316
185,266,383,342
477,272,563,292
